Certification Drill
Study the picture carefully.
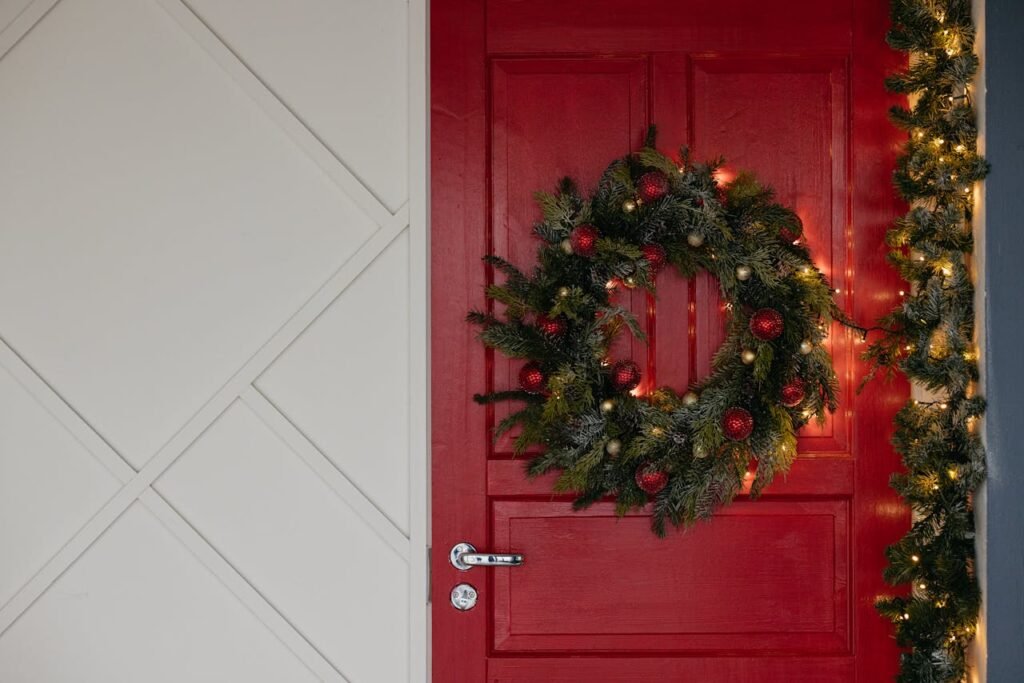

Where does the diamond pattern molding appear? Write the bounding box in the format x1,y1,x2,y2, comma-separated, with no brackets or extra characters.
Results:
0,0,424,680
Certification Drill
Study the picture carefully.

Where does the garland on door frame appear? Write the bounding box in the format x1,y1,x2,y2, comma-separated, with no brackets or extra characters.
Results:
468,129,842,535
864,0,989,680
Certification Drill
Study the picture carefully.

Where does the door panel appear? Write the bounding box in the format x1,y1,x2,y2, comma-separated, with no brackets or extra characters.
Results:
432,0,908,680
690,55,851,451
490,58,650,454
492,500,849,653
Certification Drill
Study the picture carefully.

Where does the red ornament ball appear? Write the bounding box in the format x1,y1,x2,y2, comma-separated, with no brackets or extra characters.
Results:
637,171,669,203
749,308,785,341
536,314,567,338
518,362,547,394
640,244,668,273
780,378,807,407
722,407,754,441
635,466,669,495
569,224,599,257
611,360,642,392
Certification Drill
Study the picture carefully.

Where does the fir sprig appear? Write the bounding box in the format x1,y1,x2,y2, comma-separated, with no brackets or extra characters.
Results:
864,1,988,680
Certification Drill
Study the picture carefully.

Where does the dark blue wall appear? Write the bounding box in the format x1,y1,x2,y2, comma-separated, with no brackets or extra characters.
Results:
984,0,1024,680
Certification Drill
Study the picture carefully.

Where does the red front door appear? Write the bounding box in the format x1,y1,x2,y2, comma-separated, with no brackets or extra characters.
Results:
431,1,908,680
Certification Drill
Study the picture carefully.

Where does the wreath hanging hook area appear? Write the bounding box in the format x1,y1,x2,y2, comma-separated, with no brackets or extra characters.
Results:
468,128,842,535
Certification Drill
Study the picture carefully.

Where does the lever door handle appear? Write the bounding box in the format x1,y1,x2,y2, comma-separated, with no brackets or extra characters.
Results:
449,542,524,571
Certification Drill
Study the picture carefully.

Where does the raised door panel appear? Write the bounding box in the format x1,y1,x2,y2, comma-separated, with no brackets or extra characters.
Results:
690,57,851,455
490,59,649,456
491,500,849,654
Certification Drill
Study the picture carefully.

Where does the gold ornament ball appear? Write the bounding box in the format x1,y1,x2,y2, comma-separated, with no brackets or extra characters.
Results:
624,276,637,288
741,349,757,365
606,438,622,456
560,238,573,254
693,445,708,459
623,199,638,213
686,232,705,247
736,265,752,281
600,399,616,414
799,340,814,355
682,391,700,407
557,286,571,299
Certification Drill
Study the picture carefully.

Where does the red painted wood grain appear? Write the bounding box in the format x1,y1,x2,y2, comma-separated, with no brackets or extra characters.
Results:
432,1,909,680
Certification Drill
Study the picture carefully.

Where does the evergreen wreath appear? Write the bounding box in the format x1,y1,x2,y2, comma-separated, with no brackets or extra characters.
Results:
469,129,843,534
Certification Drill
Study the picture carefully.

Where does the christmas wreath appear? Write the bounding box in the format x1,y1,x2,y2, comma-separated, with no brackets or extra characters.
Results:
469,130,842,534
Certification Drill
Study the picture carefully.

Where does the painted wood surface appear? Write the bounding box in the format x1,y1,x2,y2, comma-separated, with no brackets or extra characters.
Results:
0,0,427,680
431,0,909,680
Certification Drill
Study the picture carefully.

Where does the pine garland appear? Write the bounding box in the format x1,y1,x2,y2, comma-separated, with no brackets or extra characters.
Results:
865,1,989,679
470,130,842,535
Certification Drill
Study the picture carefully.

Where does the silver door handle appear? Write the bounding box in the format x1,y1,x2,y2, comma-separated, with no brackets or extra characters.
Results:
449,542,524,571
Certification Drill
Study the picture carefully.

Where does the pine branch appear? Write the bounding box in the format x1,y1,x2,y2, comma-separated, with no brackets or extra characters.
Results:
862,1,989,679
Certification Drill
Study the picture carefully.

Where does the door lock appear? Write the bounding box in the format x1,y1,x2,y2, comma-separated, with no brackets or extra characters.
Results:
450,583,478,611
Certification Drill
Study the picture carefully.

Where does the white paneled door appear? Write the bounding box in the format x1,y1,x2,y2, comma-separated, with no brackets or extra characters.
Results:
0,0,427,680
